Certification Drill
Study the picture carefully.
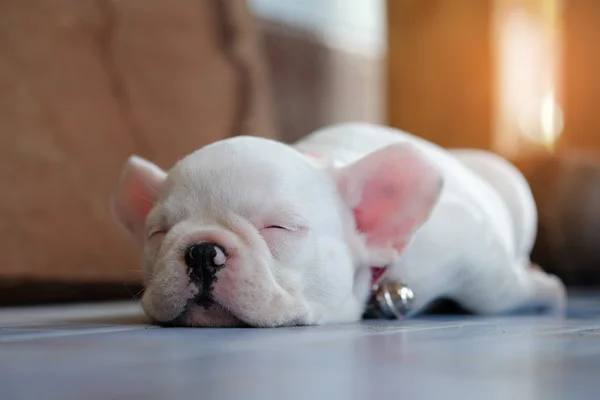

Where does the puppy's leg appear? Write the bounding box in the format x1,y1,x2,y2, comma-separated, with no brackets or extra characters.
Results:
448,150,566,313
453,253,567,315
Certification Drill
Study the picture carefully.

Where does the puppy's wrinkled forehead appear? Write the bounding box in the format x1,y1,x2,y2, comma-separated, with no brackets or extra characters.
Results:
162,137,328,220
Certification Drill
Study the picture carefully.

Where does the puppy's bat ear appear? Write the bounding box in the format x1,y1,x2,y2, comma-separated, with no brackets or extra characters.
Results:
336,143,443,254
111,155,167,245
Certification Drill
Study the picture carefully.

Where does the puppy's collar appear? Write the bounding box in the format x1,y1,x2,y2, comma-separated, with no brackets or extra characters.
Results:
370,266,388,289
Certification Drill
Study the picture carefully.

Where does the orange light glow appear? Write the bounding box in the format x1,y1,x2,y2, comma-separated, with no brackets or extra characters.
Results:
493,0,563,156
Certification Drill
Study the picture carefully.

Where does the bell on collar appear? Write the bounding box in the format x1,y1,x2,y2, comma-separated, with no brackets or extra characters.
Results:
364,280,414,319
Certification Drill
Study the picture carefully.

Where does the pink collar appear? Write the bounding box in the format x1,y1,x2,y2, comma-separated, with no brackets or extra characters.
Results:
370,266,388,288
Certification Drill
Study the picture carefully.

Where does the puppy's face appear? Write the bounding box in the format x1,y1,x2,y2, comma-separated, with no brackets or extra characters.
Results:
112,136,441,327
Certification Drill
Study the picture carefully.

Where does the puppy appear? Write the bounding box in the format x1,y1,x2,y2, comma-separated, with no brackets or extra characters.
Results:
111,122,566,327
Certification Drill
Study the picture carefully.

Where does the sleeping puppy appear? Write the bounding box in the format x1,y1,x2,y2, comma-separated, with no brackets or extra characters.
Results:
111,122,566,327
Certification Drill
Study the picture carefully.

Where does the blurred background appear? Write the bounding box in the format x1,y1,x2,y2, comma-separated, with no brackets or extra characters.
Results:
1,0,598,307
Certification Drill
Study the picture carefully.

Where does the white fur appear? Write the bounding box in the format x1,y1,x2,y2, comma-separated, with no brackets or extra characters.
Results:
111,122,566,327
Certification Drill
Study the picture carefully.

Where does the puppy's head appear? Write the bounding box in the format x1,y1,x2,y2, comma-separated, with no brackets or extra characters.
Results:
111,136,441,327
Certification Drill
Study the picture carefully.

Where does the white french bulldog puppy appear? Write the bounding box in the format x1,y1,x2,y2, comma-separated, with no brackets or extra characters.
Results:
111,122,566,327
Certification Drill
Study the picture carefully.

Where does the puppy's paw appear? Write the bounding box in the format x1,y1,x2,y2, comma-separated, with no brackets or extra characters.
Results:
529,268,567,314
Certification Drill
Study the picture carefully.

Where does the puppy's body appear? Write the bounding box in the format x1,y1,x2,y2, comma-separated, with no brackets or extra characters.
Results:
112,122,566,327
296,123,562,315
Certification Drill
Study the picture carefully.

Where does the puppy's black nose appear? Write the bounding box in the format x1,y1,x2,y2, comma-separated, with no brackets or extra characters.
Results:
184,243,227,281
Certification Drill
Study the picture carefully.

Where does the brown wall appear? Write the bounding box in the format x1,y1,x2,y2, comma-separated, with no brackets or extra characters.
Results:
386,0,492,150
561,1,600,154
386,0,600,156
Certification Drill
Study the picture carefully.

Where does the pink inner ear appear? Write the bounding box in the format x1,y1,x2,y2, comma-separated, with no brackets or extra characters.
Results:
125,176,159,228
350,146,442,251
112,156,166,243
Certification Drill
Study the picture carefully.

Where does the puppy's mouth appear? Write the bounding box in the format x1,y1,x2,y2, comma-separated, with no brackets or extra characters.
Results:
161,294,248,328
194,292,215,309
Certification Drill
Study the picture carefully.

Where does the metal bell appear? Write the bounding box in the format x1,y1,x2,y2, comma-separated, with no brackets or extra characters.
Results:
364,280,415,319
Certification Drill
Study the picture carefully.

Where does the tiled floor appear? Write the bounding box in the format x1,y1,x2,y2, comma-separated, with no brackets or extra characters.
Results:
2,294,600,400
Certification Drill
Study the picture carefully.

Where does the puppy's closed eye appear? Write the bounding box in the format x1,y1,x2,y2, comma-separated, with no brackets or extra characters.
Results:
258,224,303,260
259,225,291,242
261,224,307,233
147,228,167,239
264,225,287,230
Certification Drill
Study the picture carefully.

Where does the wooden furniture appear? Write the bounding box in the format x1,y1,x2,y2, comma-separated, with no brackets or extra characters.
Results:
0,0,277,305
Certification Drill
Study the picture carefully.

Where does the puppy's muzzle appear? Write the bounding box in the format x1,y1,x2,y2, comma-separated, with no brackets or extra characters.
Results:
184,242,227,306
